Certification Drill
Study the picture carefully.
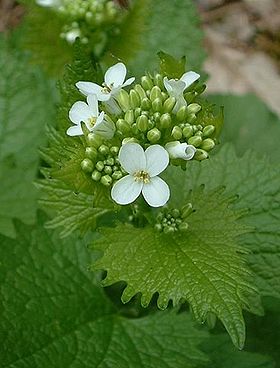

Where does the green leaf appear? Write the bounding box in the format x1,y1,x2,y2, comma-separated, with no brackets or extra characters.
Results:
128,0,206,76
0,215,208,367
158,51,186,79
0,32,57,237
92,186,257,349
207,94,280,162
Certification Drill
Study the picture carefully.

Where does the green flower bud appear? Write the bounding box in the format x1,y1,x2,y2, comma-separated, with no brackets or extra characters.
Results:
163,226,176,235
203,125,215,137
124,110,134,125
96,160,105,171
106,157,115,166
91,170,102,181
131,123,139,135
134,107,141,119
187,103,201,114
116,119,131,135
150,86,162,102
183,125,193,139
194,148,209,161
112,171,123,180
129,89,141,108
81,158,94,173
188,135,202,147
154,73,164,89
152,97,163,112
136,115,149,132
178,222,189,232
147,128,161,143
98,144,110,155
195,131,203,137
163,97,176,113
141,97,152,111
134,84,147,99
176,106,188,122
122,137,138,145
171,208,180,218
153,112,161,123
171,126,183,140
201,138,215,151
161,92,168,101
187,114,197,124
87,133,103,147
110,146,119,156
181,203,193,218
141,75,154,90
154,223,163,232
85,146,97,160
104,165,113,175
117,89,130,111
100,175,113,187
159,113,171,129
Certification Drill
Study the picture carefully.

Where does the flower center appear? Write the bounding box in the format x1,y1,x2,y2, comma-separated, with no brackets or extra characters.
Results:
88,116,97,128
134,170,150,184
101,83,114,94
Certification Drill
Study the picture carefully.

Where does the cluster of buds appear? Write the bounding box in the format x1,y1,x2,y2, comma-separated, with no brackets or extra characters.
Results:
36,0,124,44
66,62,222,210
155,203,193,234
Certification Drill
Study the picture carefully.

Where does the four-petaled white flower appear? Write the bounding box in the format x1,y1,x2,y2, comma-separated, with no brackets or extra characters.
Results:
76,62,135,102
165,141,196,160
164,71,200,112
67,94,115,138
111,143,170,207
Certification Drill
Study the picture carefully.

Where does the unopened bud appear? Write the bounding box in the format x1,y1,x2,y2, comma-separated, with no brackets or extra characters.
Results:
150,86,162,101
141,97,152,111
194,148,208,161
154,223,163,232
147,128,161,143
187,113,197,124
201,138,215,151
188,135,202,147
134,107,141,119
152,97,163,112
182,125,193,139
106,157,115,166
203,125,215,137
159,113,171,129
87,133,103,147
163,226,176,235
141,75,153,90
116,119,131,135
100,175,113,187
136,115,149,132
154,73,164,89
129,89,141,108
117,89,130,111
112,170,123,180
171,126,183,140
134,84,146,99
124,110,134,125
110,146,119,156
179,222,189,231
163,97,176,113
98,144,110,155
91,170,102,181
176,106,188,122
187,103,201,114
85,146,97,160
96,161,105,171
181,203,193,218
81,158,94,173
171,208,180,218
122,137,138,145
104,165,113,175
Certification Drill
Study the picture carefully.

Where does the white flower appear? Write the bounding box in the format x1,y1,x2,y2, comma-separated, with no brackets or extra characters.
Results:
111,143,170,207
163,71,200,112
67,94,115,138
76,62,135,102
64,29,81,44
165,141,196,160
36,0,59,7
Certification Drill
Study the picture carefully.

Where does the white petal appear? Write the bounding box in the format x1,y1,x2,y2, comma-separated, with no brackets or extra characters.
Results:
36,0,57,6
66,124,83,136
65,30,80,44
142,177,170,207
163,77,172,93
122,77,135,88
118,143,146,175
93,119,115,139
173,95,187,113
165,141,196,160
167,79,186,95
104,97,122,114
180,71,200,88
87,94,99,116
69,101,92,124
145,145,169,177
111,175,143,205
105,63,126,88
76,81,103,97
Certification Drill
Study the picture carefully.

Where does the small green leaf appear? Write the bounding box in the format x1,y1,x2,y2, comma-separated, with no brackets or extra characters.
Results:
0,215,208,367
158,51,186,78
92,186,257,349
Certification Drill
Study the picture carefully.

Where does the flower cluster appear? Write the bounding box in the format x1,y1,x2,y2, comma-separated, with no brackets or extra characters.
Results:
67,62,221,208
36,0,124,44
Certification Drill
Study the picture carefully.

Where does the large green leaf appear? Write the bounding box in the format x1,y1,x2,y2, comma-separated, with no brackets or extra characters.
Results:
0,32,57,237
128,0,206,76
0,215,208,368
92,185,258,349
207,94,280,163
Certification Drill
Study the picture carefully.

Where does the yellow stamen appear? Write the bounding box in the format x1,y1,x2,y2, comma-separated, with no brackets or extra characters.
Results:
101,82,114,94
134,170,150,184
88,116,97,128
